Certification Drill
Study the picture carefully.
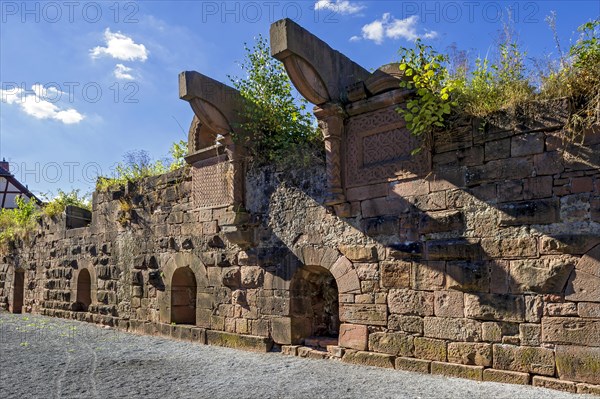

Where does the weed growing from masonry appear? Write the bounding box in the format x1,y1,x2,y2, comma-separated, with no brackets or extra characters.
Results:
96,140,188,192
396,17,600,143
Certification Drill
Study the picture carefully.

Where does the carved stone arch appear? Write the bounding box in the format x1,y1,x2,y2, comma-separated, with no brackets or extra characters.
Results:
71,261,98,311
188,116,220,153
282,54,330,105
268,247,361,345
158,252,208,324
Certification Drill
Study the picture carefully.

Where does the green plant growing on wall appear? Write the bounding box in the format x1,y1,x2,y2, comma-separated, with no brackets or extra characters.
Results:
565,19,600,137
396,39,458,153
228,35,321,167
0,197,40,253
42,189,91,218
97,143,188,192
169,140,188,171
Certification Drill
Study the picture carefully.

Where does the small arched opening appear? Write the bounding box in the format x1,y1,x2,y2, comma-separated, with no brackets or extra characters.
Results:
171,267,197,325
290,265,340,348
76,268,92,311
11,270,25,314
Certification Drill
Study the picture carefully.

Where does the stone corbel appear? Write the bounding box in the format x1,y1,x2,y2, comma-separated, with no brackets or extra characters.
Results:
179,71,248,209
270,18,370,106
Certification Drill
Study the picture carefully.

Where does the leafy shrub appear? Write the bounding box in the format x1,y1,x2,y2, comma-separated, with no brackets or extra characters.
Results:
228,35,322,167
0,197,40,252
42,189,91,218
396,17,599,141
397,39,457,150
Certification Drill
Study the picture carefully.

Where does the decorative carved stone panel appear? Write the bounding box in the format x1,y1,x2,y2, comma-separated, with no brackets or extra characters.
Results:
192,155,232,208
345,105,430,188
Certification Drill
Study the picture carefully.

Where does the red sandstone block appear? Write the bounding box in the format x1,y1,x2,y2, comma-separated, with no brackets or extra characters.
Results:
339,323,368,351
571,177,594,193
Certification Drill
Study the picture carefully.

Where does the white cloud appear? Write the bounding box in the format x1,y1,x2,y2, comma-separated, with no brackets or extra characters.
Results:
114,64,135,80
0,88,24,104
314,0,365,15
90,28,148,62
353,14,438,44
0,85,84,125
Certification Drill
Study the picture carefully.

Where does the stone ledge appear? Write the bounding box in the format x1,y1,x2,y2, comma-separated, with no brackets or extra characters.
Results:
341,350,395,368
206,330,273,352
482,368,530,385
430,362,483,381
395,357,431,374
532,376,577,393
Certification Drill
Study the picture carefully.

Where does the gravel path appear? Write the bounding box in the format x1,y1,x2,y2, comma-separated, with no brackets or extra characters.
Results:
0,312,592,399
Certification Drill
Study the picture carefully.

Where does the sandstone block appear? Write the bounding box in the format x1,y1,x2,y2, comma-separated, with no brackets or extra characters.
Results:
447,342,492,366
431,362,483,381
339,304,387,326
414,337,447,362
434,290,464,318
368,332,414,357
578,302,600,318
388,314,423,334
542,317,600,346
297,347,328,360
271,317,293,345
338,245,378,262
525,295,543,323
482,369,530,385
464,293,525,322
509,258,574,294
446,261,489,292
519,323,541,346
395,357,431,373
388,289,434,316
492,344,554,376
206,330,273,352
419,210,465,234
577,383,600,395
565,270,600,302
342,350,395,369
555,345,600,385
545,302,578,316
423,317,482,342
532,376,577,393
482,322,502,342
411,262,445,290
380,261,411,289
426,239,483,261
281,345,299,356
498,199,560,226
339,323,368,351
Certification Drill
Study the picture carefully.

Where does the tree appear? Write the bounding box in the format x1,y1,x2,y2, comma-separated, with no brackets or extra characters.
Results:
228,35,321,166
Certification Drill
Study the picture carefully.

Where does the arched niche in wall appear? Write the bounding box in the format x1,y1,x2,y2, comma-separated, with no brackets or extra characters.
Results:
71,262,97,312
264,248,361,346
158,252,208,326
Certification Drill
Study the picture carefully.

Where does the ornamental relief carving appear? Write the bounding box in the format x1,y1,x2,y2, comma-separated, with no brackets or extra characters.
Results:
345,106,430,188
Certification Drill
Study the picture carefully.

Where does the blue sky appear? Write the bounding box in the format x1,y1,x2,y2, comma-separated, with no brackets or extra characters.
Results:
1,0,599,198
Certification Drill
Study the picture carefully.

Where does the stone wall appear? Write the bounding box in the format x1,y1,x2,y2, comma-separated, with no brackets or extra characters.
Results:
0,18,599,395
